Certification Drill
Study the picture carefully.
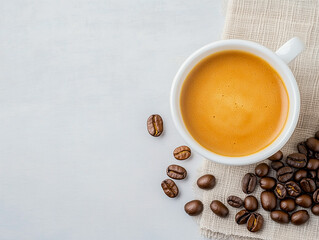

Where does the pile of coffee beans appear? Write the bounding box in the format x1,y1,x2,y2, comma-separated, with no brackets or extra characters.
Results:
227,130,319,232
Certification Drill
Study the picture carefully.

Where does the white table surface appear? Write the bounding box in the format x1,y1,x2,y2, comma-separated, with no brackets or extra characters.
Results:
0,1,225,239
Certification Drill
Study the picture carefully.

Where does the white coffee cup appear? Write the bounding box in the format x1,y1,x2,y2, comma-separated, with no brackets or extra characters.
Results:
170,37,304,165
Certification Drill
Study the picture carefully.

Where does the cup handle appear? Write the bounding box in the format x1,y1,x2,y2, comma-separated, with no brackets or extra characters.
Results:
275,37,305,64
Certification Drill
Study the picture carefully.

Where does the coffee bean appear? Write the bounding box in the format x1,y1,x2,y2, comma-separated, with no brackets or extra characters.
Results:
197,174,216,189
307,158,319,170
260,191,276,211
270,210,289,224
294,169,308,182
300,178,316,193
244,195,258,211
297,142,308,156
295,194,312,208
271,161,284,171
309,170,317,179
311,204,319,215
315,131,319,140
286,153,307,168
173,146,191,160
255,163,269,177
247,213,263,232
166,164,187,180
184,200,203,216
227,195,243,208
313,189,319,203
235,210,251,224
306,137,319,152
280,198,296,212
314,152,319,160
147,114,163,137
161,179,178,198
277,166,293,182
285,181,301,197
316,179,319,188
210,200,229,217
242,173,257,194
274,183,287,199
268,150,283,161
298,141,315,158
259,177,276,190
291,210,309,225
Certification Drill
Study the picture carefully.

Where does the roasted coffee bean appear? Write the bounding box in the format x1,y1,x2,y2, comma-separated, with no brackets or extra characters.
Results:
316,179,319,188
294,169,308,182
297,142,308,155
268,150,283,161
227,195,243,208
260,191,276,211
259,177,276,190
244,195,258,212
247,213,263,232
235,210,251,224
242,173,257,194
271,161,284,171
147,114,163,137
274,183,287,199
298,142,314,158
286,153,307,168
255,163,269,177
161,179,178,198
313,189,319,203
307,158,319,170
277,166,293,182
197,174,216,189
295,194,312,208
210,200,229,217
184,200,203,216
280,198,296,212
306,137,319,152
309,170,317,179
173,146,191,160
270,210,289,224
300,178,316,193
291,210,309,225
285,181,301,197
315,152,319,160
166,164,187,180
311,204,319,216
315,131,319,140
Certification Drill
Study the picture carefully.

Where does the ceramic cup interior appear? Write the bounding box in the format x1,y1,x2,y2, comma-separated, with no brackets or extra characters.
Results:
170,38,303,165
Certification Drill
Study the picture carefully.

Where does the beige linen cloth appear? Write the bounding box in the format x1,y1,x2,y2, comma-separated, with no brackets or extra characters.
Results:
194,0,319,240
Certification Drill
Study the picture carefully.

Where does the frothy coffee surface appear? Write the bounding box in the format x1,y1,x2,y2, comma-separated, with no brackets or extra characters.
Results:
180,50,289,157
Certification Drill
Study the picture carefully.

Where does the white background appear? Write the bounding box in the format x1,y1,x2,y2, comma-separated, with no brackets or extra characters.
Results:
0,1,224,239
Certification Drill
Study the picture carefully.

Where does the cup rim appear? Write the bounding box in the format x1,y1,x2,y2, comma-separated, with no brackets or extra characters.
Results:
170,39,300,166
